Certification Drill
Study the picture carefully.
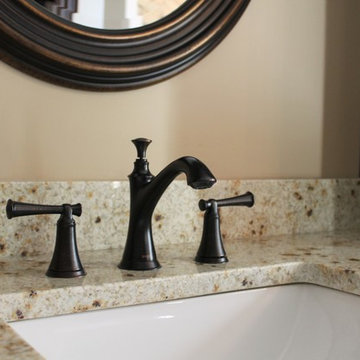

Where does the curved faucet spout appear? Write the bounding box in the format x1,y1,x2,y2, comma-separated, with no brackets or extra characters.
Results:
119,140,217,271
144,156,216,211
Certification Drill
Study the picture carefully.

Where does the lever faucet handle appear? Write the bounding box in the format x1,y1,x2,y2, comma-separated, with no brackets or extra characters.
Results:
6,200,81,218
196,192,255,264
199,192,254,211
6,199,85,278
132,138,152,159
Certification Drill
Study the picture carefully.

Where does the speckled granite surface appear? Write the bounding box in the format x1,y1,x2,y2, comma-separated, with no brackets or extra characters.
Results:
0,179,359,357
1,230,360,357
0,179,359,257
0,319,42,359
1,230,360,323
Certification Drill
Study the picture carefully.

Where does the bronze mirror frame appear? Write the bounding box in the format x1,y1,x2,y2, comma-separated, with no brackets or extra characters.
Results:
0,0,251,91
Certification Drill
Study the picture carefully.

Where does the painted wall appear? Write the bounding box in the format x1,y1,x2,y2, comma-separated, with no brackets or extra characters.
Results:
0,0,359,181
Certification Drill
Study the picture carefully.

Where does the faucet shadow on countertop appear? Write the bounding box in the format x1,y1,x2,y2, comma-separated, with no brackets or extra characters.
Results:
118,138,216,271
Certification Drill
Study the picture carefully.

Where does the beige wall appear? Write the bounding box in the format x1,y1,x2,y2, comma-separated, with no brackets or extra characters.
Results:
0,0,359,181
138,0,185,25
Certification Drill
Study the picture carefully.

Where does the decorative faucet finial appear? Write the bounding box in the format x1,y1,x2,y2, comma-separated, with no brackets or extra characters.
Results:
132,138,151,159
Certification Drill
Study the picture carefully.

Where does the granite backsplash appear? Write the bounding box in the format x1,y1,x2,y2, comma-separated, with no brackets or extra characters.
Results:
0,179,359,257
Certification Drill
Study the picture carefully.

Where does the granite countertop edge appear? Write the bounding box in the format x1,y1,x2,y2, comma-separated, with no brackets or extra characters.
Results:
1,229,360,359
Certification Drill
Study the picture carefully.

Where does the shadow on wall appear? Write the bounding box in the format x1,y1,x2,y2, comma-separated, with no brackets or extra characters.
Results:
322,0,360,178
165,0,360,180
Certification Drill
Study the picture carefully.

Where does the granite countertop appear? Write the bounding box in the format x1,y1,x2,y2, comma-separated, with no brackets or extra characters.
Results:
2,230,360,359
0,178,359,358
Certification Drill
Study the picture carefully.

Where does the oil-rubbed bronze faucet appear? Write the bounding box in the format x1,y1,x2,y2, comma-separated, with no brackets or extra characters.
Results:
195,192,254,264
6,200,85,278
119,138,216,271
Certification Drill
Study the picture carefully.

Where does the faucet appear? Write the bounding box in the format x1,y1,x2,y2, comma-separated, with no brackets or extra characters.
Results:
118,138,216,271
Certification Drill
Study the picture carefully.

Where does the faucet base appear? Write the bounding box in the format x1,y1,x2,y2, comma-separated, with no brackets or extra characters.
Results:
118,259,161,271
46,268,86,278
195,255,228,264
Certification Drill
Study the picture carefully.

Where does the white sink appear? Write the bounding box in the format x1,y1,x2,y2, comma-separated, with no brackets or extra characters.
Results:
9,284,360,360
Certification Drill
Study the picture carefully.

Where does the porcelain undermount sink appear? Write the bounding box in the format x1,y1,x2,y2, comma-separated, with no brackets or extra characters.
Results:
9,284,360,360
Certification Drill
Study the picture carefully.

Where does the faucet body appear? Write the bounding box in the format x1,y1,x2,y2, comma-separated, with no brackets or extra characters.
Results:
119,139,216,271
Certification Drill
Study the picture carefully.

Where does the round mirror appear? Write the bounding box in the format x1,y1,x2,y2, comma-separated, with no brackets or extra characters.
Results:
0,0,251,91
34,0,187,30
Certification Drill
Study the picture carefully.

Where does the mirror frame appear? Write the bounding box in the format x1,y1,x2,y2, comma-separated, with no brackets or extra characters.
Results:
0,0,251,91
